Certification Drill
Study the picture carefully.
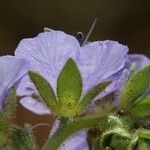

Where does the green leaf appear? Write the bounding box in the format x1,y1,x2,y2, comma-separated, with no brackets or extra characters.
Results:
79,81,112,111
129,96,150,119
119,65,150,109
57,58,82,117
28,71,58,113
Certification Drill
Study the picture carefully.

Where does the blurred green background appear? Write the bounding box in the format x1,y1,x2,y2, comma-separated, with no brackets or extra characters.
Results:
0,0,150,147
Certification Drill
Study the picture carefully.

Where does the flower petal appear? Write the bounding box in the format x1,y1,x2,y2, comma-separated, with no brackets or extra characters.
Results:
126,54,150,69
49,118,61,139
16,75,37,96
87,69,128,112
78,40,128,93
0,56,29,108
15,31,80,92
59,131,89,150
20,97,51,115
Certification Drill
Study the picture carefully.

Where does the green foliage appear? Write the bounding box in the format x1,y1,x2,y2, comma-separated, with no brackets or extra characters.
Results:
0,112,6,146
101,127,131,150
135,139,150,150
129,96,150,119
79,81,112,111
99,115,124,131
28,71,58,113
29,58,111,117
11,125,37,150
57,58,82,117
119,65,150,109
137,129,150,140
0,89,17,148
4,88,16,123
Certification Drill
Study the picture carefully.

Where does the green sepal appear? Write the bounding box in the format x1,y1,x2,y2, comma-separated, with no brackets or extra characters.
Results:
4,88,16,123
101,127,131,150
11,125,37,150
99,115,124,131
87,127,102,150
120,130,150,150
79,81,112,111
119,65,150,109
87,115,122,150
28,71,58,113
57,58,82,117
0,112,6,146
129,96,150,119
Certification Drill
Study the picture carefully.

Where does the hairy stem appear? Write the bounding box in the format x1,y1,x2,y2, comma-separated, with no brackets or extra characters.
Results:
42,116,105,150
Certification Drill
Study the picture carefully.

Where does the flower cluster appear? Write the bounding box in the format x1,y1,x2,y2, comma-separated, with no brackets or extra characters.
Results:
0,29,150,150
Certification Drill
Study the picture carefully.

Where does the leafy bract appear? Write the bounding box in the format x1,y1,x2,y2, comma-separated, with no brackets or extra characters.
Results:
28,71,58,112
119,65,150,109
57,58,82,105
57,58,82,117
129,96,150,119
79,81,112,111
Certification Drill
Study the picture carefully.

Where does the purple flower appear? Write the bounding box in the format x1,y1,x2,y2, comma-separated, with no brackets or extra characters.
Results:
14,30,128,115
14,30,129,150
112,54,150,105
0,56,29,109
127,54,150,98
126,54,150,69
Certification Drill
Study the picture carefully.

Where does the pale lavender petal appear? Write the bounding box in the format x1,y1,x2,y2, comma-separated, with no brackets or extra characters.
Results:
49,118,61,138
78,40,128,94
126,54,150,69
99,69,128,99
59,131,89,150
0,56,29,109
49,121,89,150
20,97,50,115
15,31,80,93
16,75,38,96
